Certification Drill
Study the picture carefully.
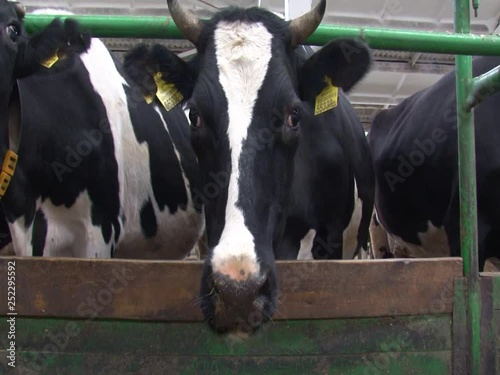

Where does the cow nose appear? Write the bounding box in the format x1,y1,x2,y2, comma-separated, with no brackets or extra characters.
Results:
209,271,271,333
212,271,268,303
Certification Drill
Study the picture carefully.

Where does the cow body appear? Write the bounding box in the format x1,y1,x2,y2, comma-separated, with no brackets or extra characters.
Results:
276,82,373,261
126,0,374,334
2,10,204,259
295,182,369,260
369,56,500,271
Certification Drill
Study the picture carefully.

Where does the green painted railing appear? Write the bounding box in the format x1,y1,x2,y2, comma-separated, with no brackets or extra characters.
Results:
24,14,500,55
454,1,480,374
22,3,500,375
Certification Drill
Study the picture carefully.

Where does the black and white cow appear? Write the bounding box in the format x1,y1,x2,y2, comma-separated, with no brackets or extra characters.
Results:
125,0,374,334
1,8,204,259
0,2,94,254
369,55,500,272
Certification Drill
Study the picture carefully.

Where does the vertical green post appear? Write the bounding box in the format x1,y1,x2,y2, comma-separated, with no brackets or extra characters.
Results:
454,0,481,374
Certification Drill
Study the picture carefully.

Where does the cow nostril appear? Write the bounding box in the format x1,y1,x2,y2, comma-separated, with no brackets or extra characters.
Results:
211,275,226,294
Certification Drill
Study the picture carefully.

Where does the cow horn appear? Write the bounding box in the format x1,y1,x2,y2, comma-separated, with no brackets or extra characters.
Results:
167,0,202,45
289,0,326,47
11,1,26,19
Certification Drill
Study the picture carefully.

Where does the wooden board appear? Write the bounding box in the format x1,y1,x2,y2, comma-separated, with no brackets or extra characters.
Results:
0,315,452,375
452,277,468,375
480,274,500,375
0,352,452,375
0,257,462,321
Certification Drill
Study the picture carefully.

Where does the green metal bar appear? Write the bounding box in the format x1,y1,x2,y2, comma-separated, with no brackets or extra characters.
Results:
24,14,500,55
454,0,481,374
472,0,479,17
466,65,500,110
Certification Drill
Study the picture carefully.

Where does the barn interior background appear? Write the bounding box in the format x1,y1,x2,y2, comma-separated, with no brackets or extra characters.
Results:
21,0,500,131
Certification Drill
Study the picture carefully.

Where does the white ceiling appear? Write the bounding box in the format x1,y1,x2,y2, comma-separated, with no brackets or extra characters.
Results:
20,0,500,127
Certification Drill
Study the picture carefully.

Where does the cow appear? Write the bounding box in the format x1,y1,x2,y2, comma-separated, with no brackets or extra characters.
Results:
297,183,371,260
368,55,500,272
124,0,374,335
0,2,95,255
369,211,500,271
0,8,205,259
368,211,410,259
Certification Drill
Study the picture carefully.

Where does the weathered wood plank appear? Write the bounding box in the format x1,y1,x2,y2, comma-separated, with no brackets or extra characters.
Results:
453,277,468,375
493,275,500,310
0,257,462,321
495,310,500,349
0,352,452,375
493,275,500,375
0,315,451,357
480,276,497,375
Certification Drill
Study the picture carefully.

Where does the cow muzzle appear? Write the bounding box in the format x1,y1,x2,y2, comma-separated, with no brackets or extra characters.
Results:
200,257,276,335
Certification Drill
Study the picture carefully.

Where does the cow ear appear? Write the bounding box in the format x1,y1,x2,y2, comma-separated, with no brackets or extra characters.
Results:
123,44,197,102
298,38,372,100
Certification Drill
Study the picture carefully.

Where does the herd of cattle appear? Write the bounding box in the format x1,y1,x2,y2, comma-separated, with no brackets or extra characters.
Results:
1,0,499,334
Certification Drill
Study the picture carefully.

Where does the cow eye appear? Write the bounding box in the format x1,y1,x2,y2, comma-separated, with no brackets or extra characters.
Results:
287,107,301,129
6,24,20,43
189,108,202,129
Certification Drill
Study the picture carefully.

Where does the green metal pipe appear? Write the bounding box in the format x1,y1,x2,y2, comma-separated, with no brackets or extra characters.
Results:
454,0,481,374
24,14,500,55
472,0,479,17
466,65,500,110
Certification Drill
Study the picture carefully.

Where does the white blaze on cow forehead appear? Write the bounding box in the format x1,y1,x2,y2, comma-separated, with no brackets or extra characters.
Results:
210,21,273,276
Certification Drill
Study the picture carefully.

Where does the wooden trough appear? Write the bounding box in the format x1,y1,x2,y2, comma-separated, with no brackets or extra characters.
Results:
0,256,498,374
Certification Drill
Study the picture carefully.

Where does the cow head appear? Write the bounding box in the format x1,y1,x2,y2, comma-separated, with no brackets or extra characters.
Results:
0,1,25,121
126,0,371,334
0,2,90,152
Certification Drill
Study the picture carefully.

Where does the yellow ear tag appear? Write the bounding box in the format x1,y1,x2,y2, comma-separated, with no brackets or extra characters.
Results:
153,72,183,111
40,51,59,69
314,76,338,116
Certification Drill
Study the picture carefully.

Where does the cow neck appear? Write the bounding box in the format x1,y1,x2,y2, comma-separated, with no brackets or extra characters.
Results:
0,81,22,200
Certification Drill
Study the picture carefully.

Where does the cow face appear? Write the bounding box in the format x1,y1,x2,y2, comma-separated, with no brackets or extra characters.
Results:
157,0,371,334
0,1,24,115
0,3,90,147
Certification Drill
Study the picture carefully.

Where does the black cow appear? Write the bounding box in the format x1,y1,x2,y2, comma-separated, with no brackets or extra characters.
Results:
368,55,500,272
1,8,204,259
125,0,374,334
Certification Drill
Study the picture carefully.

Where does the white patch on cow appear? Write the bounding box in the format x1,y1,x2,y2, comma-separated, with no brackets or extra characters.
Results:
297,229,315,260
296,180,366,260
9,217,31,257
369,210,390,259
342,180,366,259
10,192,111,258
386,221,450,258
210,21,273,276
